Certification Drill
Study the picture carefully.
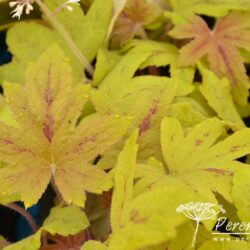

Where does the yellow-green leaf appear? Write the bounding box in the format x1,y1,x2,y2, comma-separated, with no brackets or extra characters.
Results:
111,131,138,232
199,64,244,128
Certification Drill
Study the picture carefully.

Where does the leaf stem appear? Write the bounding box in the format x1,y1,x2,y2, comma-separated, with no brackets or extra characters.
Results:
35,0,94,77
5,203,39,232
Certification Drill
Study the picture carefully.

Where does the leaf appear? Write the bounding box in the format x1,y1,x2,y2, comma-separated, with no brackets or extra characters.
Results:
4,232,41,250
45,0,113,61
110,0,162,48
0,45,128,208
111,131,138,232
93,75,178,169
5,206,89,250
92,49,121,87
42,206,89,236
166,0,250,24
232,168,250,221
0,0,113,84
169,12,250,105
158,116,250,205
81,240,108,250
161,117,250,172
198,64,244,128
0,22,84,85
109,184,199,250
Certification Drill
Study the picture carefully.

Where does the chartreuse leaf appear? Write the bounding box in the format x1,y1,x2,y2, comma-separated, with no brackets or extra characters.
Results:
4,233,41,250
93,49,121,87
111,131,138,232
109,184,199,250
169,12,250,105
0,95,19,129
232,168,250,221
5,206,89,250
161,117,250,172
45,0,113,61
0,0,113,84
198,64,244,128
108,132,201,250
152,116,250,207
81,240,108,250
96,42,166,91
169,97,210,129
93,75,178,169
166,0,250,24
0,45,128,208
0,22,84,85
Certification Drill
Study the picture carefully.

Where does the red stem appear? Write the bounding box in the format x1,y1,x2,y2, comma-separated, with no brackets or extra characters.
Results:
5,203,39,233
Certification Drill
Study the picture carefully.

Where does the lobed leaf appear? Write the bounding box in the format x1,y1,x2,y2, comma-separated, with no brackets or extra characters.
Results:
170,12,250,105
0,46,127,208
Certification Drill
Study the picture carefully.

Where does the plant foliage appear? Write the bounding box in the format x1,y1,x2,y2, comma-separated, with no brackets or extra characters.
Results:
0,0,250,249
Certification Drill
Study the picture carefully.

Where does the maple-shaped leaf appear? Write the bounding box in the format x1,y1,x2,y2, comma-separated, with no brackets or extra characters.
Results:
5,206,89,250
0,45,128,208
110,0,162,48
169,12,250,105
161,117,250,172
154,116,250,205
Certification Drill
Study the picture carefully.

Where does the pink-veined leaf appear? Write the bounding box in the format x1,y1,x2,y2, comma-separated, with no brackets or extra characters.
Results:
0,45,128,208
169,12,250,105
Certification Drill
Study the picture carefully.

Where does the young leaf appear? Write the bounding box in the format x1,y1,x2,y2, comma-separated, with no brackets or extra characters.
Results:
169,12,250,105
198,64,244,128
111,131,138,232
110,0,162,48
0,46,128,208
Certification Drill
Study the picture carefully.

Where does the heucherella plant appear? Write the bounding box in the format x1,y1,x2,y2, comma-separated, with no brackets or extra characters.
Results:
0,0,250,249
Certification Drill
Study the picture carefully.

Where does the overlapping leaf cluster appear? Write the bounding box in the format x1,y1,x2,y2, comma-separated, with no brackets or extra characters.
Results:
0,0,250,249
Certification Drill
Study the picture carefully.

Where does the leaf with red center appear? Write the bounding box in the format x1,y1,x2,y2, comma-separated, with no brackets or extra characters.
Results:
0,45,128,208
169,12,250,105
111,0,162,48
